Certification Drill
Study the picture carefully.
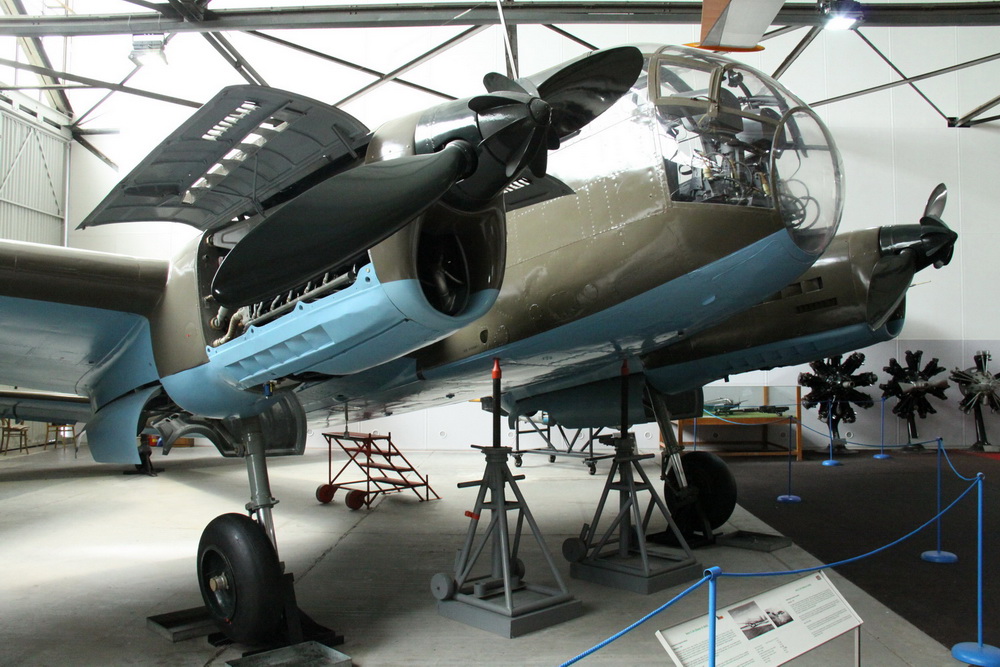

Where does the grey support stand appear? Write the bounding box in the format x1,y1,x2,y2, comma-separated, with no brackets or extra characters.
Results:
431,360,583,637
561,364,701,594
562,433,702,593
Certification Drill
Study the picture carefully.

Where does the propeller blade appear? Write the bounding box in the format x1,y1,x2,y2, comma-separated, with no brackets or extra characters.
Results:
468,93,530,114
211,144,472,308
924,182,947,219
534,46,644,139
529,143,548,178
867,250,916,330
483,72,530,95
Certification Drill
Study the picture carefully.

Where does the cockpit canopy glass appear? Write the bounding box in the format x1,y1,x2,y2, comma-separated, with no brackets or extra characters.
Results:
650,47,843,254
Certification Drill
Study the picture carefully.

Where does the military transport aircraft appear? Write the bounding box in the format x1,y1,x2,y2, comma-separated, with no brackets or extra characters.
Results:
0,43,956,645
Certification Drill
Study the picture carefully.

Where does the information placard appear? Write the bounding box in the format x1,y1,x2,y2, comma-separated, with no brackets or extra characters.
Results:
656,571,862,667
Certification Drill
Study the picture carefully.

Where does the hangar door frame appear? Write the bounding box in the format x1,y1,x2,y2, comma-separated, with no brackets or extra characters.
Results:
0,93,70,246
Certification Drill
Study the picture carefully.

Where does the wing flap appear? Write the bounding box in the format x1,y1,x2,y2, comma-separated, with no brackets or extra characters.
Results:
80,85,370,232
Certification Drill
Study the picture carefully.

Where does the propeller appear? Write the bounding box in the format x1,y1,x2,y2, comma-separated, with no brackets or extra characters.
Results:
476,46,644,178
212,46,644,308
866,183,958,328
211,143,473,308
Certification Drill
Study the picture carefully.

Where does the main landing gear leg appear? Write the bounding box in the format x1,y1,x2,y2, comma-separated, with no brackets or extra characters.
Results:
196,416,342,649
650,386,737,548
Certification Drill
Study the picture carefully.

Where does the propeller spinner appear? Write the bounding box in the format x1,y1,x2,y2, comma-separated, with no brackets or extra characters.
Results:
211,47,644,309
866,183,959,329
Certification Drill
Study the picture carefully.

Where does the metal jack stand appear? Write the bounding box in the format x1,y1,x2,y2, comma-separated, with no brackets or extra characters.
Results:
432,360,583,637
562,363,701,594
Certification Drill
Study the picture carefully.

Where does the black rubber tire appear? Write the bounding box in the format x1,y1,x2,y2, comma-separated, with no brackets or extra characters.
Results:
562,537,587,563
664,451,738,535
197,513,283,645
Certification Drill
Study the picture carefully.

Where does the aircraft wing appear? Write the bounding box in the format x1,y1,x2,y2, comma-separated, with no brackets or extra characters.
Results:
80,85,370,232
0,240,167,414
0,389,92,424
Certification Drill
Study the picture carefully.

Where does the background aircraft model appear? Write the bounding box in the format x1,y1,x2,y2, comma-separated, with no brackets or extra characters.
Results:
0,43,955,644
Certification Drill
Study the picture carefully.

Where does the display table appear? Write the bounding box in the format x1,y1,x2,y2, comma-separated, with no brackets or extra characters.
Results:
674,387,803,461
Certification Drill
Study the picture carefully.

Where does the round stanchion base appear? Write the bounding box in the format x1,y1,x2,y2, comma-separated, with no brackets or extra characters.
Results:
921,550,958,564
873,453,892,460
952,641,1000,666
821,459,843,467
776,494,801,503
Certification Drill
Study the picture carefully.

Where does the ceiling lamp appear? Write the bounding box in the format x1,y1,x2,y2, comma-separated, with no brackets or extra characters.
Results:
129,34,168,67
820,0,863,30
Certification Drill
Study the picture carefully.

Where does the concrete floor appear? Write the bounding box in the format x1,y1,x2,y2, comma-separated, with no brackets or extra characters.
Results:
0,441,956,666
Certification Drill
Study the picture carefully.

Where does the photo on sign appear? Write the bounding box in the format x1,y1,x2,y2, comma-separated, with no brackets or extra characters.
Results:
729,601,777,640
765,606,794,628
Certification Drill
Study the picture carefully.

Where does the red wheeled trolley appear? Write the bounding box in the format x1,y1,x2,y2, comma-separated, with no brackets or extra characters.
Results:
316,432,440,509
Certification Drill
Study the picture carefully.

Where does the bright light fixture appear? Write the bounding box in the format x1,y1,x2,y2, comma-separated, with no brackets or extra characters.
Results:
820,0,862,31
129,34,167,67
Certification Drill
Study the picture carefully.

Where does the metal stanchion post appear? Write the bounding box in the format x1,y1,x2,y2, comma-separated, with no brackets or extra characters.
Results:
778,416,802,503
952,474,1000,666
921,439,958,564
706,566,721,667
874,397,892,460
822,400,843,467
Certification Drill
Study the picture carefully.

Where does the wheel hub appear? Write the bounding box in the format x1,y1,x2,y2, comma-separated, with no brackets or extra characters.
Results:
209,573,230,592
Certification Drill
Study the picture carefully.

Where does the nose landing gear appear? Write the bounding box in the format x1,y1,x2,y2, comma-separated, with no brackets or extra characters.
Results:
195,416,341,649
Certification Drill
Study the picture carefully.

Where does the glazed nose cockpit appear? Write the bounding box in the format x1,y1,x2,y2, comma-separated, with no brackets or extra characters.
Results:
649,46,844,256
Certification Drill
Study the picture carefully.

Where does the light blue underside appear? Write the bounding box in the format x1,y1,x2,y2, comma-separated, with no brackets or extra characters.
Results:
301,228,820,412
165,263,497,418
84,385,160,464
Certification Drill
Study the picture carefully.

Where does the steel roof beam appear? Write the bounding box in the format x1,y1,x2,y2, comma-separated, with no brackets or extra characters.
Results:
0,0,72,116
0,56,201,108
166,0,268,86
853,28,948,121
248,31,455,101
951,93,1000,127
334,25,488,106
810,50,1000,108
770,25,820,80
0,3,998,37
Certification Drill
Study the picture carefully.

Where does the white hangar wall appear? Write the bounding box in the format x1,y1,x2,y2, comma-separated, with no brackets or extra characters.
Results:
57,20,1000,452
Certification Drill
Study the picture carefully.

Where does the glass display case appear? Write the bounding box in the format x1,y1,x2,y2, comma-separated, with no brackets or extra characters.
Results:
675,385,803,460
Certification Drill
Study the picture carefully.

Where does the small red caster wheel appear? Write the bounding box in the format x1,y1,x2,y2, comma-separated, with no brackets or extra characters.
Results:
315,484,336,504
345,489,367,510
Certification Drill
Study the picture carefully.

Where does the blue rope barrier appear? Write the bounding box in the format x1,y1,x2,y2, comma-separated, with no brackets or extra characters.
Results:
796,418,939,449
720,477,980,578
940,442,980,482
561,470,985,664
559,574,711,667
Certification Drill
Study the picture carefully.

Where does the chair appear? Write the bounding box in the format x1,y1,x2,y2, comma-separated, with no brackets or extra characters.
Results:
45,423,75,450
1,418,29,455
